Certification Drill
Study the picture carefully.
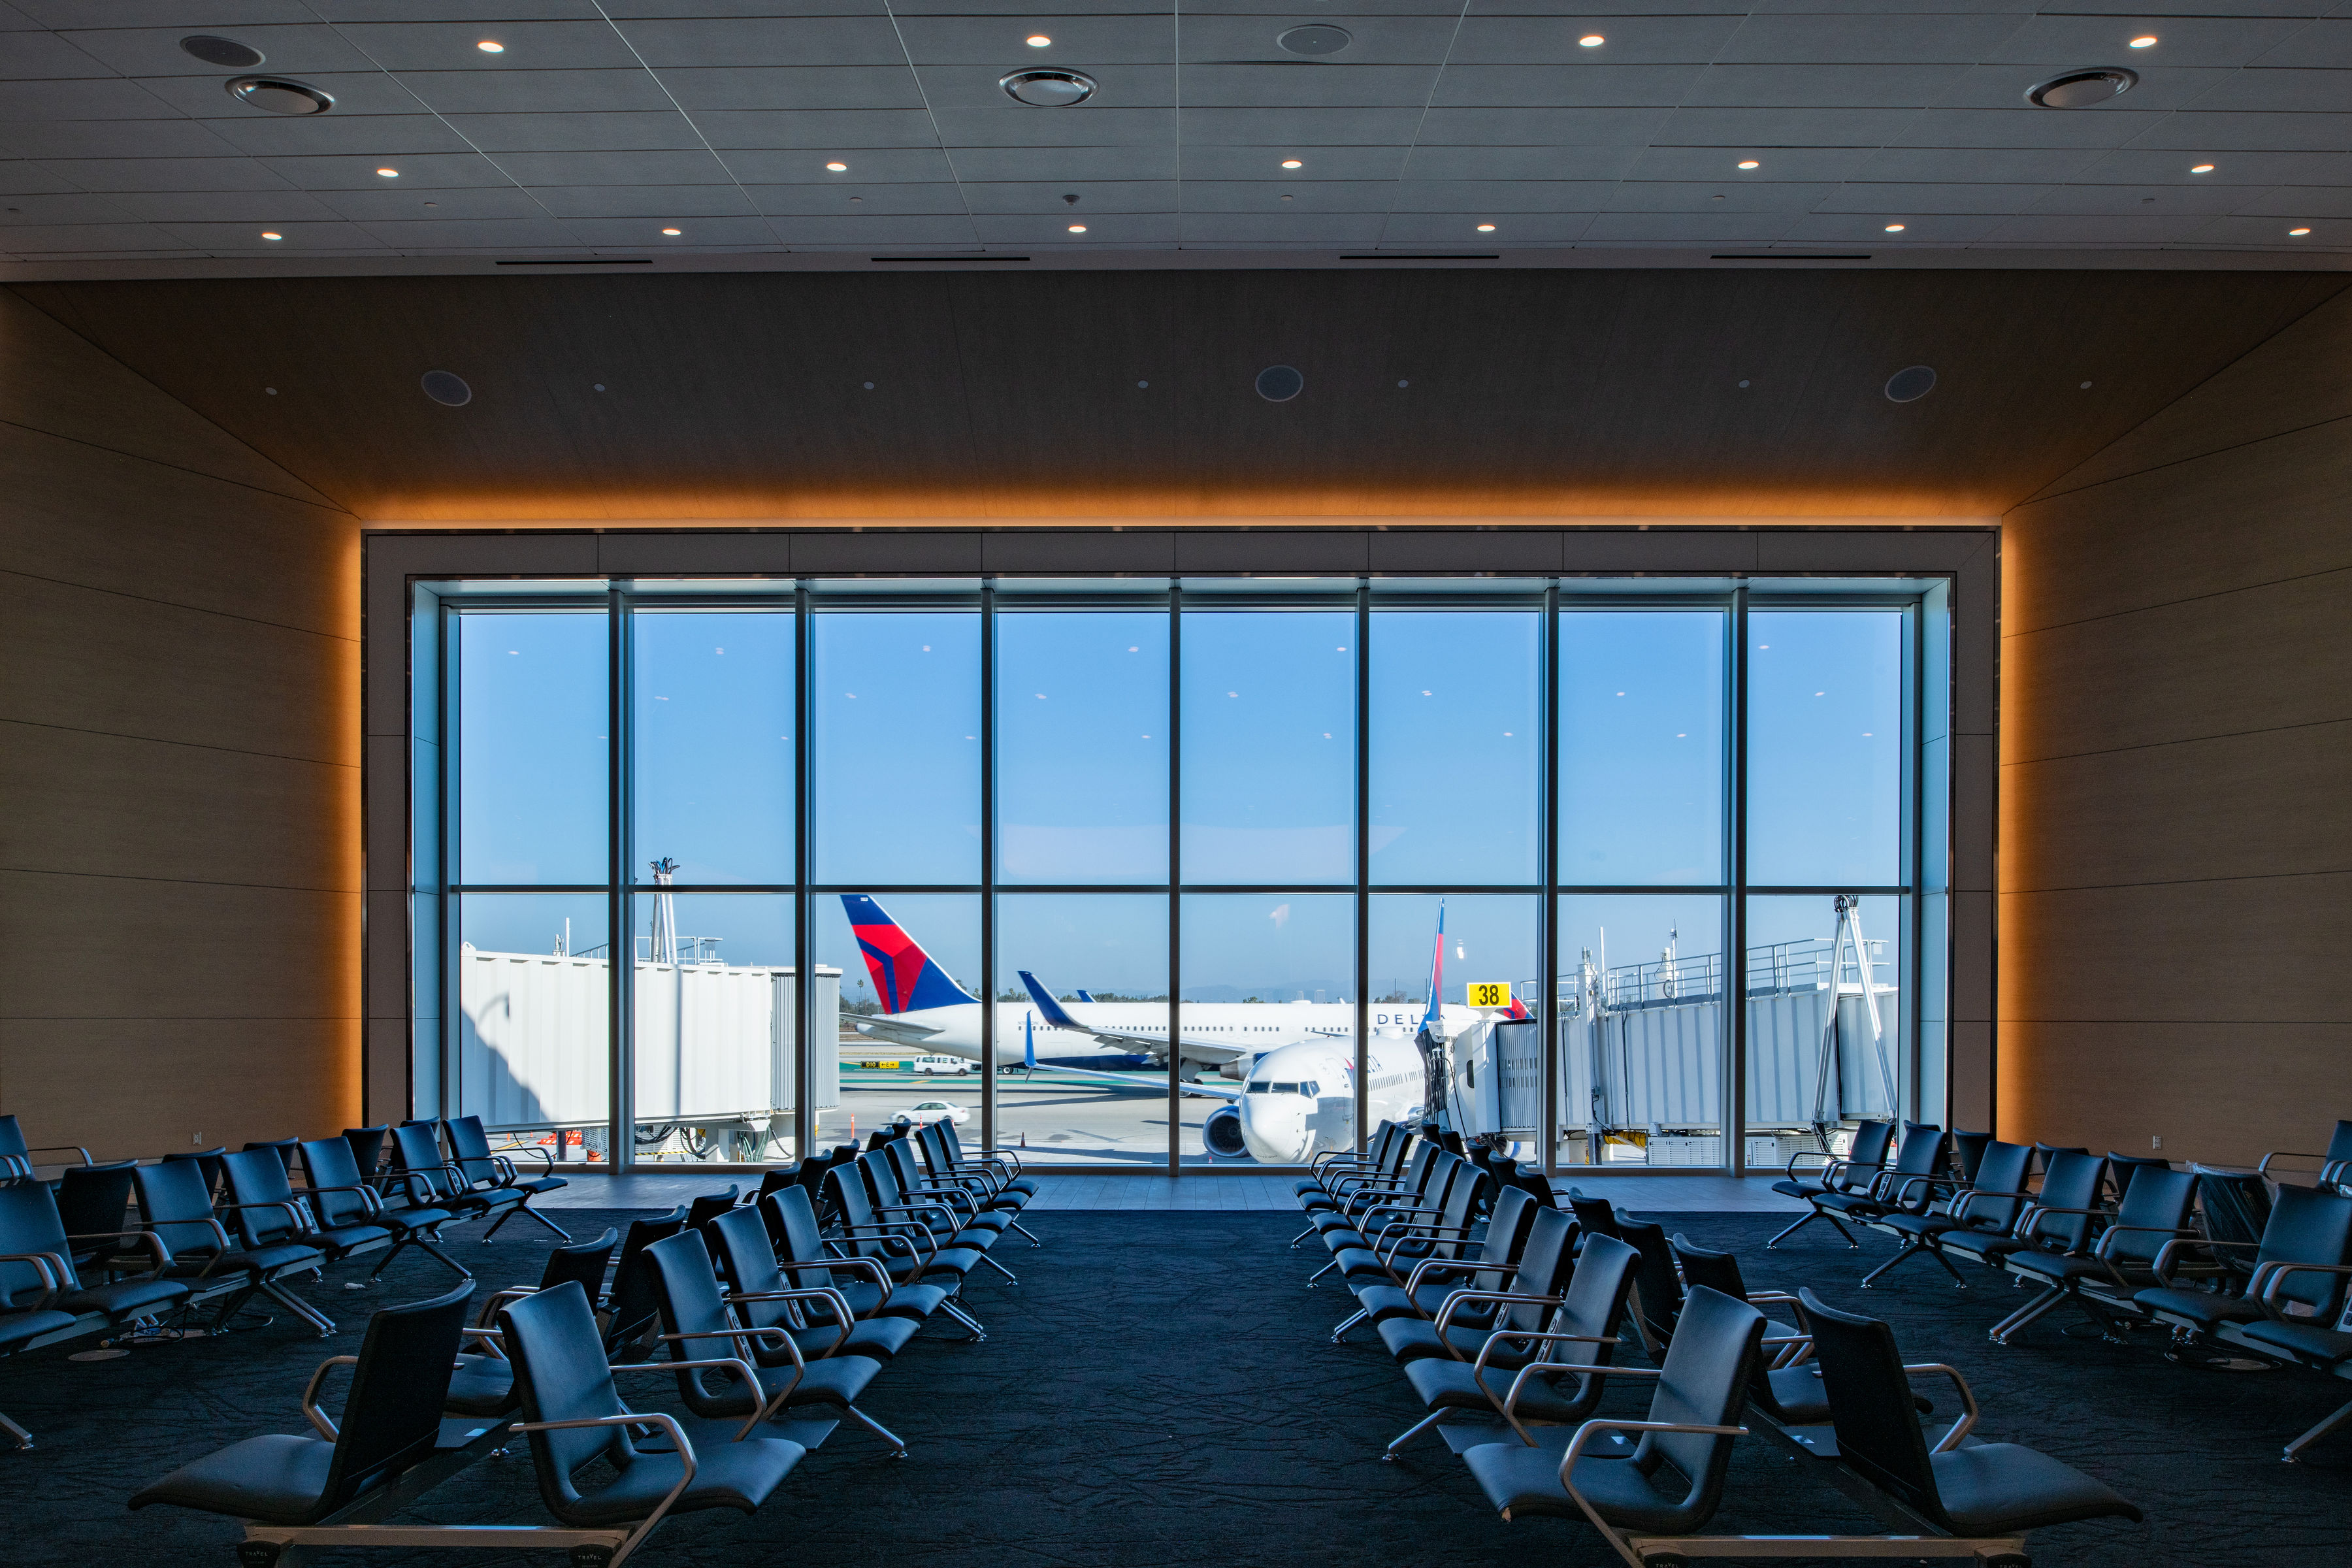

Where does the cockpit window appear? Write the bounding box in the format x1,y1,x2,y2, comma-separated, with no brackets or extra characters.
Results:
1299,1081,1320,1098
1245,1083,1269,1094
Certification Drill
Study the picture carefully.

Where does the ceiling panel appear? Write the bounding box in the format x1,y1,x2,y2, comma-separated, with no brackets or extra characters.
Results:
5,3,2352,267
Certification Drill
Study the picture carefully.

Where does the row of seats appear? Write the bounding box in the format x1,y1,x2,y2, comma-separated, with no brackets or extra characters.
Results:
120,1120,1038,1565
1772,1115,2352,1464
1294,1120,2151,1566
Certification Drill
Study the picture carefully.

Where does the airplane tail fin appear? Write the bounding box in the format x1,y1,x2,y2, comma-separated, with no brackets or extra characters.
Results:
841,894,979,1013
1418,900,1446,1037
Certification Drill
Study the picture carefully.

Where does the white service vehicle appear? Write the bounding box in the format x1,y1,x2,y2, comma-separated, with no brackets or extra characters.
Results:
909,1054,973,1076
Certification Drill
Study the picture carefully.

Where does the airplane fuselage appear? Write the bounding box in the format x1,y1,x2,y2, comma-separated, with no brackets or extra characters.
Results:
853,1000,1477,1077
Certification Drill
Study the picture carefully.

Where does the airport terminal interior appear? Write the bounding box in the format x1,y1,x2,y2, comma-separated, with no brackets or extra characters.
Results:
1,5,2349,1565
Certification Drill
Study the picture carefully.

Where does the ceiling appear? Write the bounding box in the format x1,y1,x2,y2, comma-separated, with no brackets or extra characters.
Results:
21,267,2337,516
7,3,2352,274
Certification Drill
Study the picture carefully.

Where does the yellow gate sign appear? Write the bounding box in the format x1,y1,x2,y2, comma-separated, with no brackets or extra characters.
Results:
1464,981,1514,1009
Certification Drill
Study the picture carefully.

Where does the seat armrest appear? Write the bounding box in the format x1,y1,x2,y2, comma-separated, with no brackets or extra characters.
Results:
1902,1362,1981,1452
2252,1260,2352,1320
2091,1224,2195,1266
0,1250,63,1308
2258,1150,2334,1179
2153,1235,2256,1288
65,1228,173,1269
300,1355,361,1439
1432,1288,1563,1337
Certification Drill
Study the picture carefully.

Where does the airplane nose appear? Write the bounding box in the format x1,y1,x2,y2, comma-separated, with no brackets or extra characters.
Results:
1238,1096,1312,1164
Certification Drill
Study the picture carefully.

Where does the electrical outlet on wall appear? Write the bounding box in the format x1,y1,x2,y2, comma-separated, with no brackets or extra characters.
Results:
193,1132,203,1144
2151,1135,2162,1150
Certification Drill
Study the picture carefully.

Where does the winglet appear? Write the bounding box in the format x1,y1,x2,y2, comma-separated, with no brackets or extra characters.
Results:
1017,970,1085,1031
1023,1011,1037,1070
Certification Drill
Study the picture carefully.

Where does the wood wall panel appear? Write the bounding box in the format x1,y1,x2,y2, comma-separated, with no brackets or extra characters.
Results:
0,295,361,1156
2001,301,2352,1168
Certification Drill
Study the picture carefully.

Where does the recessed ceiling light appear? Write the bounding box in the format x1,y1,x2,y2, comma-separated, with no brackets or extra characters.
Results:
260,231,282,240
661,227,681,235
1737,159,1759,169
2027,68,2136,108
376,167,399,178
1885,223,1905,231
1068,223,1087,232
2190,163,2214,174
478,41,504,53
1580,35,1605,47
826,161,848,172
180,35,265,69
1027,35,1051,47
2290,227,2312,236
2129,35,2157,48
1475,223,1495,231
1281,159,1303,169
1001,69,1096,106
227,76,334,114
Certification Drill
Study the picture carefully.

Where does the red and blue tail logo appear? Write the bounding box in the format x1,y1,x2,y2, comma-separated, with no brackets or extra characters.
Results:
842,896,979,1014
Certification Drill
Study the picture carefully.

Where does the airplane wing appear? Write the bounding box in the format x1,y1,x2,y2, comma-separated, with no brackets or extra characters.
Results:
847,1015,944,1046
1011,1013,1242,1100
1016,971,1247,1065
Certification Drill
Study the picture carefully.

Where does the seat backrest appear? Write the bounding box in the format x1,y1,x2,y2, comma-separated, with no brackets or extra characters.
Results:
1631,1286,1767,1530
540,1226,619,1297
342,1126,390,1179
1948,1130,1992,1183
1799,1288,1953,1531
1563,1188,1622,1242
0,1114,25,1164
1475,1186,1539,1275
1558,1231,1639,1348
241,1138,301,1173
2105,1168,2198,1266
1388,1142,1439,1203
388,1123,460,1201
1501,1207,1577,1330
2102,1152,2172,1205
2328,1120,2352,1168
708,1204,783,1301
0,1179,82,1297
880,1138,926,1200
1669,1233,1750,1303
684,1187,741,1233
163,1147,227,1200
1886,1122,1948,1179
316,1281,473,1518
500,1281,636,1521
911,1124,953,1181
826,1164,884,1245
1616,1219,1684,1347
1834,1120,1895,1188
605,1213,685,1359
297,1137,376,1230
442,1116,499,1186
222,1148,308,1249
1960,1140,2036,1231
2195,1169,2273,1257
133,1158,229,1261
2025,1151,2106,1251
755,1168,798,1202
642,1230,747,1414
2255,1186,2352,1315
762,1186,841,1291
1429,1165,1489,1249
860,1151,909,1214
55,1161,137,1252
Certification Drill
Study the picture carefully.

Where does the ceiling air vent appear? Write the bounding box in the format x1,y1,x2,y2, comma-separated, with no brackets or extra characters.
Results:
2027,69,2136,108
1000,70,1096,106
227,76,334,114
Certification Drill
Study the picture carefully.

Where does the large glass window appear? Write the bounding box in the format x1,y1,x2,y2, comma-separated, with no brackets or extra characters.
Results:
426,580,1944,1175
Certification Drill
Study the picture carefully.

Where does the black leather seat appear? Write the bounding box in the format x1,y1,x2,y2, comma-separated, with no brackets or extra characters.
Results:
1379,1205,1578,1368
762,1187,974,1339
129,1281,472,1527
2234,1319,2352,1365
708,1204,923,1362
829,1159,987,1288
0,1181,189,1324
1767,1120,1892,1247
1995,1165,2198,1343
1392,1232,1639,1454
389,1122,525,1233
444,1115,571,1242
1803,1288,2142,1541
1339,1185,1535,1343
2134,1184,2352,1337
641,1228,906,1455
1863,1137,2037,1290
444,1227,617,1418
1460,1285,1767,1537
1942,1149,2106,1278
295,1135,465,1284
124,1159,325,1333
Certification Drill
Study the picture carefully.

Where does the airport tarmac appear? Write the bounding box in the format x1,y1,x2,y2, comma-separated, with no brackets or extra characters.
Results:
821,1063,1236,1167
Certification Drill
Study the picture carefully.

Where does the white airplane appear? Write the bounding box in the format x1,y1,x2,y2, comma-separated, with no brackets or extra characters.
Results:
840,894,1520,1163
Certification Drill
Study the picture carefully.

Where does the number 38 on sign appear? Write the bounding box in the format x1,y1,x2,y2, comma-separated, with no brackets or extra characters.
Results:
1464,981,1514,1009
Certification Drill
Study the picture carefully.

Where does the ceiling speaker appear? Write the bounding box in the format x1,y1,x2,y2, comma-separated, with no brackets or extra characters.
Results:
227,76,334,114
1000,69,1096,106
2026,69,2136,108
181,35,265,68
1256,365,1304,402
421,371,473,407
1884,365,1937,403
1279,25,1353,56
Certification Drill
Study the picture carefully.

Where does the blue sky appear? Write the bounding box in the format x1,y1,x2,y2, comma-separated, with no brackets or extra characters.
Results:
455,601,1908,992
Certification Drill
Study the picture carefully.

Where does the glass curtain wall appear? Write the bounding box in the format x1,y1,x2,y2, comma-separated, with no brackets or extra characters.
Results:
428,579,1944,1173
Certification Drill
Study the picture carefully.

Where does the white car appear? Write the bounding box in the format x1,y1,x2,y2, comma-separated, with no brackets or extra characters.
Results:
896,1100,970,1126
909,1054,973,1076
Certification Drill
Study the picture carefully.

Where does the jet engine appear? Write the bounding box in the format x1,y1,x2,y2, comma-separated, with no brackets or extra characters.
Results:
1201,1105,1249,1158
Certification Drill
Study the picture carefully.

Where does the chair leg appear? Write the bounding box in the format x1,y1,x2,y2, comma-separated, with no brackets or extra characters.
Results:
843,1403,909,1459
1330,1307,1370,1343
1382,1408,1450,1460
1859,1240,1924,1288
975,1252,1018,1284
1290,1225,1318,1249
2283,1396,2352,1463
1008,1220,1041,1247
496,1203,572,1243
939,1298,988,1339
0,1407,32,1449
1306,1259,1339,1287
1769,1207,1858,1249
1987,1284,2067,1345
262,1279,339,1338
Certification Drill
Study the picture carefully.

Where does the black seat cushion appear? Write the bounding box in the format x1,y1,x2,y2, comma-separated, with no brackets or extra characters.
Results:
2234,1319,2352,1367
1379,1316,1541,1370
783,1314,918,1364
564,1433,802,1526
1930,1443,2142,1533
128,1433,331,1524
1770,1177,1829,1200
165,1243,323,1284
1762,1363,1833,1425
0,1308,76,1350
1462,1440,1697,1531
510,1175,568,1195
1403,1358,1600,1424
313,1222,393,1255
2005,1250,2110,1284
57,1277,189,1320
443,1355,517,1417
2131,1286,2264,1331
692,1354,884,1416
